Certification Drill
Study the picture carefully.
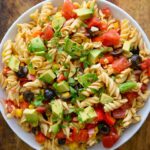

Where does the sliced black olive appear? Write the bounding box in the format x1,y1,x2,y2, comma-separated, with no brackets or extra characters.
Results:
58,138,66,145
23,91,34,102
98,121,110,135
44,89,55,100
131,54,142,69
16,66,28,78
74,83,83,90
130,47,140,55
111,49,123,56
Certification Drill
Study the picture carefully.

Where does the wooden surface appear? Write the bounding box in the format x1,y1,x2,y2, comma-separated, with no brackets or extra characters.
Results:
0,0,150,150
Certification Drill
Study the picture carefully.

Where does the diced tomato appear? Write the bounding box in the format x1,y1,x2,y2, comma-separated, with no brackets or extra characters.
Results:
99,55,114,65
57,74,66,82
140,58,150,70
101,30,120,46
85,123,97,129
102,7,111,17
35,132,47,144
141,84,148,93
147,67,150,77
41,25,54,41
56,131,66,139
3,67,10,75
104,113,116,126
62,0,77,20
112,57,130,73
99,22,108,31
95,107,104,122
20,101,29,109
32,30,42,38
5,100,15,113
86,17,107,31
70,128,89,143
86,17,101,28
36,106,46,113
121,92,138,109
112,108,126,119
102,132,119,148
93,30,120,46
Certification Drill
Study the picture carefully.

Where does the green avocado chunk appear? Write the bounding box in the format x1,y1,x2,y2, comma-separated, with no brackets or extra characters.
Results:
23,109,39,127
8,55,20,72
49,123,60,134
119,81,137,93
78,106,97,122
88,50,101,64
50,100,63,118
74,8,93,20
28,37,46,52
39,70,56,83
100,93,114,104
53,81,70,93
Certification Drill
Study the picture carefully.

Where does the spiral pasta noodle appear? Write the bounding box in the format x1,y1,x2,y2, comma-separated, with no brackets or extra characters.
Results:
104,99,128,112
81,80,103,97
120,19,131,42
99,72,121,99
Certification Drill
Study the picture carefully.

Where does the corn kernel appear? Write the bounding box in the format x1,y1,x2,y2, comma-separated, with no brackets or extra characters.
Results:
15,109,23,118
68,142,78,150
29,104,34,109
19,95,24,102
113,22,119,29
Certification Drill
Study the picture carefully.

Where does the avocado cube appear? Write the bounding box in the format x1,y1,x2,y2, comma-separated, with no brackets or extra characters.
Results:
74,8,93,20
8,55,20,72
88,50,101,64
100,93,114,104
39,70,56,83
50,100,63,118
23,109,39,127
53,81,70,93
28,37,46,52
78,106,97,122
35,51,46,56
123,41,131,51
49,123,60,134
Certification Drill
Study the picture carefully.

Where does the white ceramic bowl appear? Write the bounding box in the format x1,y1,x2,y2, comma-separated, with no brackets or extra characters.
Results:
0,0,150,149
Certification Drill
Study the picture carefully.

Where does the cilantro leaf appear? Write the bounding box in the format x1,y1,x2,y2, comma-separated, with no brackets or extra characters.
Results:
78,73,98,88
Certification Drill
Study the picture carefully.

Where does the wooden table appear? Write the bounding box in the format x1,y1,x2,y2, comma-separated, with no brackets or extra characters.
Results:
0,0,150,150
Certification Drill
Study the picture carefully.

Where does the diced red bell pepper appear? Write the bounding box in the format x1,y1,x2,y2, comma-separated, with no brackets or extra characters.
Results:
35,132,47,144
95,107,104,122
41,25,54,41
104,113,116,126
56,130,66,139
57,74,66,82
102,7,111,17
70,128,89,143
102,130,119,148
85,123,97,129
20,101,29,109
5,100,15,113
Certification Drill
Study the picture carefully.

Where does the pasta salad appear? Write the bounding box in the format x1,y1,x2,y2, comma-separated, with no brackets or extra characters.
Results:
0,0,150,149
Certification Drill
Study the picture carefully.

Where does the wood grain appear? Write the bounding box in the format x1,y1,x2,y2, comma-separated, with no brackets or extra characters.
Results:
0,0,150,150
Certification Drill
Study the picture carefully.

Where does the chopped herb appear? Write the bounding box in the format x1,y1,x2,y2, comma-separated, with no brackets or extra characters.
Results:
78,73,98,88
64,115,71,122
68,78,76,86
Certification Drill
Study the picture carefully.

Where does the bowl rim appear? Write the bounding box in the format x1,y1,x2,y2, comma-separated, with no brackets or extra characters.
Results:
0,0,150,150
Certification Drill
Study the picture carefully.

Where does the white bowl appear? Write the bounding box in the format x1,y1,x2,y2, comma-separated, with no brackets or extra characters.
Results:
0,0,150,150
